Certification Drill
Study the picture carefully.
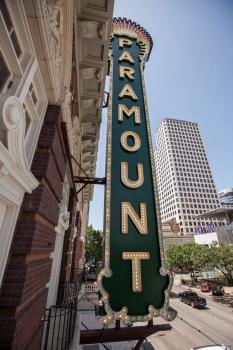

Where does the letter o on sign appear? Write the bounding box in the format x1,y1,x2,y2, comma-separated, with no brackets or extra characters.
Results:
120,131,141,152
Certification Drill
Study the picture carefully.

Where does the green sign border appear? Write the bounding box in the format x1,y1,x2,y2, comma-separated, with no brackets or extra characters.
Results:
97,24,177,325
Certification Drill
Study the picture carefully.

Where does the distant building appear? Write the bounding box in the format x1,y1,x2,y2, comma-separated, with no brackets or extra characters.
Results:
194,224,233,246
219,188,233,207
162,223,194,250
195,208,233,246
155,118,221,235
195,207,233,225
194,231,219,246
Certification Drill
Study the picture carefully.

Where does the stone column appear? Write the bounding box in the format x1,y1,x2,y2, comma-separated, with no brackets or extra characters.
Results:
46,210,70,307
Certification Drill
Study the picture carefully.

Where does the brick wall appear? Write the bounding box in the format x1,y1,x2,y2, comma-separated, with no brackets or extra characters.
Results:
0,105,66,350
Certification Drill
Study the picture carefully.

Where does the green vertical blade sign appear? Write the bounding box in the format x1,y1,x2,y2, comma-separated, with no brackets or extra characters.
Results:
97,18,177,325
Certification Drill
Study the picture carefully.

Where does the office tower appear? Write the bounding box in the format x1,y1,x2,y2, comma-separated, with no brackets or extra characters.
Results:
155,118,221,235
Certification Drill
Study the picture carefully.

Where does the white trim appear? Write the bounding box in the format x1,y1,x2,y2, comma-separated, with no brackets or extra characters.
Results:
46,214,69,308
46,179,70,307
0,96,39,287
0,202,21,285
0,50,14,95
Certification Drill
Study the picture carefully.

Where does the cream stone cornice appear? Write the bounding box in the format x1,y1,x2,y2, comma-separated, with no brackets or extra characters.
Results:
24,0,114,202
75,0,114,202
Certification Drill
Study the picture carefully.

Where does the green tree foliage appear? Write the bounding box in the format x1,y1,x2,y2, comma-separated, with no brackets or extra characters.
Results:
209,244,233,286
85,224,103,265
166,243,198,272
166,242,233,285
191,244,212,272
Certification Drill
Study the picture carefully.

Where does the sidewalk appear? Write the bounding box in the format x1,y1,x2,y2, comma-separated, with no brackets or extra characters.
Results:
71,288,138,350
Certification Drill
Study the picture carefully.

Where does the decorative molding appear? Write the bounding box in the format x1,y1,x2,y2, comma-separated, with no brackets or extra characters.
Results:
80,67,103,80
60,87,72,106
55,210,70,235
71,226,77,240
79,20,105,40
3,97,27,167
26,0,74,106
41,0,63,85
0,164,9,178
112,18,153,62
82,98,98,109
1,96,39,193
72,117,81,175
74,0,114,202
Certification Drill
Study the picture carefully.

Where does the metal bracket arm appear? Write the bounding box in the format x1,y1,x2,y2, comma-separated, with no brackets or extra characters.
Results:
80,324,172,345
74,177,106,185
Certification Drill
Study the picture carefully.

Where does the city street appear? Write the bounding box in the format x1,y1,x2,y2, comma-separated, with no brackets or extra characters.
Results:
77,284,233,350
147,286,233,350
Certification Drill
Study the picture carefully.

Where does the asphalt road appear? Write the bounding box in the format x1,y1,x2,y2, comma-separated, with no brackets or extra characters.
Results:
147,286,233,350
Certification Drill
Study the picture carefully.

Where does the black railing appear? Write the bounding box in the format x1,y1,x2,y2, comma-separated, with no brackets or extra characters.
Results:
41,280,81,350
63,279,81,304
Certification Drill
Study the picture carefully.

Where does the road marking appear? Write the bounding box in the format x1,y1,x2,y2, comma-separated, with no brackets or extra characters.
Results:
185,318,202,329
177,316,218,345
172,324,185,336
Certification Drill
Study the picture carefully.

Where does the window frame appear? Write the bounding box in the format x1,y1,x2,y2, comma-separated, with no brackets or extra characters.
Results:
0,48,13,93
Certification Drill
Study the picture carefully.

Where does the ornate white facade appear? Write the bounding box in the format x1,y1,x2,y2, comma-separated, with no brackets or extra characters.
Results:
0,0,113,286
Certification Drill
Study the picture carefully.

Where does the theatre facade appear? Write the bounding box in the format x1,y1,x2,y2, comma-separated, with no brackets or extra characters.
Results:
0,0,114,348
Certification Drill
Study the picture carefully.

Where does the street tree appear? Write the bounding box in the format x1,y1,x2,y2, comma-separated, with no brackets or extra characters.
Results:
209,243,233,286
85,224,103,265
166,243,200,284
191,243,213,272
166,242,233,286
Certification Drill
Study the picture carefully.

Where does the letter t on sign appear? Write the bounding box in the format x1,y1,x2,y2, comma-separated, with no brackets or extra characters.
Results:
122,252,150,292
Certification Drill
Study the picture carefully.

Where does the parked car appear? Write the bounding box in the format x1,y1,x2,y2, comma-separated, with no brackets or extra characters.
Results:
179,290,207,308
181,278,189,285
178,289,192,297
191,345,231,350
200,282,211,292
211,285,224,296
86,264,97,281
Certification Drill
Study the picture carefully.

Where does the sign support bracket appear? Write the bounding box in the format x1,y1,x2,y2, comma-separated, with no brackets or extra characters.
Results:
74,176,106,185
79,323,172,345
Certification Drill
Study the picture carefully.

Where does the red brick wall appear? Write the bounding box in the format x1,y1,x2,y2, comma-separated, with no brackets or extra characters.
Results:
0,105,66,350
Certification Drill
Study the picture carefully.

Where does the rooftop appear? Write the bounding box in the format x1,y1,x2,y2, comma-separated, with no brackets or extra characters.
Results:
162,117,198,125
195,207,233,224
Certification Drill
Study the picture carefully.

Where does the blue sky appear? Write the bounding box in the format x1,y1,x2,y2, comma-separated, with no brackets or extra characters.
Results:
89,0,233,230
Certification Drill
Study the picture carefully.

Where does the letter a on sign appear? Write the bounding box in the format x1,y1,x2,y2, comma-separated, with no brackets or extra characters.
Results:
97,18,177,325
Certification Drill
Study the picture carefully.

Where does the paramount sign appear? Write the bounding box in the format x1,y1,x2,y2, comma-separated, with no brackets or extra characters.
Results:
97,18,176,325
